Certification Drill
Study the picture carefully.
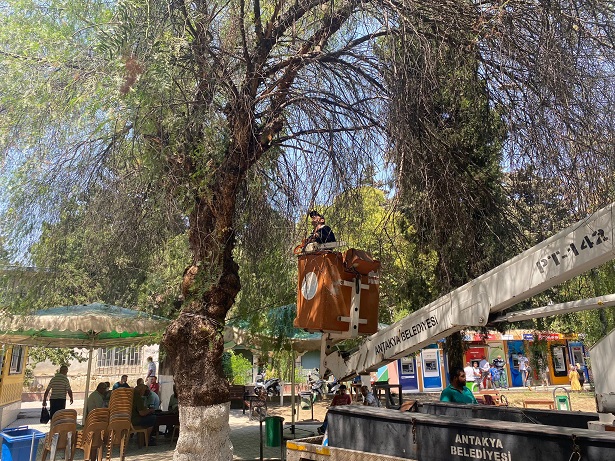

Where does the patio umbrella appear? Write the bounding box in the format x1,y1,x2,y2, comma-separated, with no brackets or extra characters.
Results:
0,303,170,419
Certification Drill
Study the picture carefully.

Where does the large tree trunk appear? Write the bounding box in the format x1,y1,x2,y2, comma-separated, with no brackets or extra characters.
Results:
163,168,244,461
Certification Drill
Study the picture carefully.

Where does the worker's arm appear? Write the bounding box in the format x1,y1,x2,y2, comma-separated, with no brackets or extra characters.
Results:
43,386,51,405
68,388,74,404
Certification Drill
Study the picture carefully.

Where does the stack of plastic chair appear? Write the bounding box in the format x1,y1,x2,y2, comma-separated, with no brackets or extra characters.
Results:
76,408,109,461
106,388,133,460
41,408,78,461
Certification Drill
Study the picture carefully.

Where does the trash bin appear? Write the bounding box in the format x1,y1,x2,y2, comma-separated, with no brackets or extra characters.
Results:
555,395,570,411
265,416,284,447
1,426,46,461
300,391,312,410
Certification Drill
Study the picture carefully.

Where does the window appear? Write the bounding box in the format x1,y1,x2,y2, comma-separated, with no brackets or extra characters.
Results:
97,346,141,368
9,346,24,374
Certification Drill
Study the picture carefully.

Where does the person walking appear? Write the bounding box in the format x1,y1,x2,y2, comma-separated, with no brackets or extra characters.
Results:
569,365,582,391
146,356,156,385
43,365,74,418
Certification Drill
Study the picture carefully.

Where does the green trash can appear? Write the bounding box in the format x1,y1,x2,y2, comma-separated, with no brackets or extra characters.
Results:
265,416,284,447
555,395,570,411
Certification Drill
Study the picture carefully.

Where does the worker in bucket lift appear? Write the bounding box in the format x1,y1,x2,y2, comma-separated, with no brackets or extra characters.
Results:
307,210,336,244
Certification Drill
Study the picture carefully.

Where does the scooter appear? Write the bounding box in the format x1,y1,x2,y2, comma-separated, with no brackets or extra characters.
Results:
308,369,327,401
254,375,282,397
327,377,341,394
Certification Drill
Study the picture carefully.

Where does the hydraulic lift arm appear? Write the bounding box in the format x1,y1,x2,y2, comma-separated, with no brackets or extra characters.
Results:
323,203,615,381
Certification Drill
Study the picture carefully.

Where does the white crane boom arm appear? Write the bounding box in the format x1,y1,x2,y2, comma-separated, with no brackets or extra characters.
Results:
491,293,615,323
324,203,615,381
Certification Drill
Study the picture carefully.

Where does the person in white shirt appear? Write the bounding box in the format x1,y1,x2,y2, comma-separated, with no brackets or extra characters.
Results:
518,354,529,387
464,362,475,390
481,360,491,389
146,356,157,385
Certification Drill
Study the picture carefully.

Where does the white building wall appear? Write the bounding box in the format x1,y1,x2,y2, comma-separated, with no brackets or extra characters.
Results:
589,329,615,394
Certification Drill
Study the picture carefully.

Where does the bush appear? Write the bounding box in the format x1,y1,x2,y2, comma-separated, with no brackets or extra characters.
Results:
223,351,252,385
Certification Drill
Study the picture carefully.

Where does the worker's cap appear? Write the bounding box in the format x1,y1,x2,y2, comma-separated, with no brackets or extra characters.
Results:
309,210,323,218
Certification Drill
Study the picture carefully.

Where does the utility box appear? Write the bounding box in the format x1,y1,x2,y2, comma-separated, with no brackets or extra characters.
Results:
295,249,380,335
1,426,45,461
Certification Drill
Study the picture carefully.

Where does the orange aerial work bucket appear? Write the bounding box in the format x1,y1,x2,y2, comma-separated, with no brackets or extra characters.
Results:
294,249,380,335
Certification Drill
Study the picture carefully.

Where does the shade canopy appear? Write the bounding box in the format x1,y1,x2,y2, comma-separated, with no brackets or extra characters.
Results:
0,303,171,422
0,303,170,348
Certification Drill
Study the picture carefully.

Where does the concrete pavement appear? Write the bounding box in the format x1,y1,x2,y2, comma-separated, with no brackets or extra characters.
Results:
5,401,321,460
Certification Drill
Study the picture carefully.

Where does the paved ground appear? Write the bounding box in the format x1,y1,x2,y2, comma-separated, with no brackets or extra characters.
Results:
4,386,591,460
5,400,321,460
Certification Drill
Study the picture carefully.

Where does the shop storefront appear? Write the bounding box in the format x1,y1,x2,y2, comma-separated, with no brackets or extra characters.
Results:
380,331,586,391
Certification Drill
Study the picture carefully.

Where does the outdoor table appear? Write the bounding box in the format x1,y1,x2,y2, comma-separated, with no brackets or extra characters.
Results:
154,411,179,441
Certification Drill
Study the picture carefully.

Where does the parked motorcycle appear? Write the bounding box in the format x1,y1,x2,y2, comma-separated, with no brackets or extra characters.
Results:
308,368,327,401
254,374,282,397
327,376,341,394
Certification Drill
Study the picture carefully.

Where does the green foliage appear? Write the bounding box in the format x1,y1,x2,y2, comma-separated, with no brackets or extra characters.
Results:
222,351,253,385
268,349,298,383
5,197,188,316
326,186,439,322
387,31,513,291
28,347,87,367
528,335,549,377
25,346,87,388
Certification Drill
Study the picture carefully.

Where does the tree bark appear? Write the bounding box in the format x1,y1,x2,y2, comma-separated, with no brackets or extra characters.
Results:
161,100,255,458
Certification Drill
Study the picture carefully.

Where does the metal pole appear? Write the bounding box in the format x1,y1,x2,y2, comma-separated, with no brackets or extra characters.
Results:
281,423,285,461
290,355,296,435
259,417,264,461
82,343,94,423
29,431,35,461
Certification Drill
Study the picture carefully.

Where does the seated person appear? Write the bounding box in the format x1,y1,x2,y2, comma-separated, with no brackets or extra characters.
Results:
86,382,108,417
440,367,478,404
360,385,380,407
145,387,161,410
165,385,179,438
149,376,160,396
132,384,157,445
168,385,179,413
317,384,351,435
103,382,112,403
136,378,144,387
113,374,131,390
